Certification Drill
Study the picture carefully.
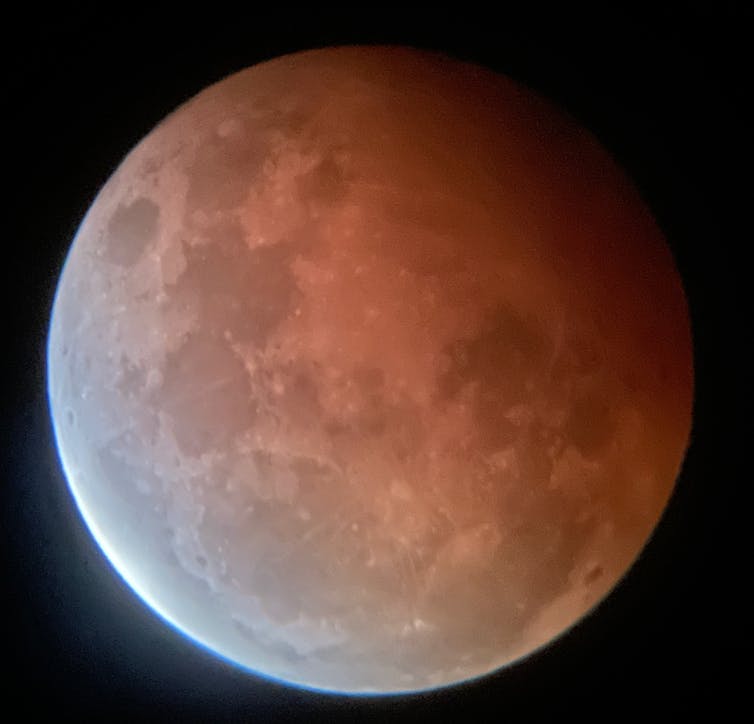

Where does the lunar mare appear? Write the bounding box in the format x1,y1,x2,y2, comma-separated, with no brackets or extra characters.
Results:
47,46,693,693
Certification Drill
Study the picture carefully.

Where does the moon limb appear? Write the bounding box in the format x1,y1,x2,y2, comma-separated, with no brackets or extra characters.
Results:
47,46,693,694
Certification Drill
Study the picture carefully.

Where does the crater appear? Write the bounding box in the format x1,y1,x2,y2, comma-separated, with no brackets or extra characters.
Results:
584,563,604,584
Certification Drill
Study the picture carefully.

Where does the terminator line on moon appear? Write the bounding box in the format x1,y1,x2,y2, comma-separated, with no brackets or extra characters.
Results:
47,46,693,694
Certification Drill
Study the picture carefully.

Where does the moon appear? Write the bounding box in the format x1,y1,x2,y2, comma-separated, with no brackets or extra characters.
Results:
47,46,693,694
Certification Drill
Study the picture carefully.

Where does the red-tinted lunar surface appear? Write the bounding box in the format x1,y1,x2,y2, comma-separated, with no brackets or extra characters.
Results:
47,46,693,694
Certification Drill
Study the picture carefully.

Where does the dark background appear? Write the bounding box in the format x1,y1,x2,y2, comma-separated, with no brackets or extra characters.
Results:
2,6,749,721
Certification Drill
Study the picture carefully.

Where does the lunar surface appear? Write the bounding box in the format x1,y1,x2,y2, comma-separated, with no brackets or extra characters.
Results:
47,46,693,694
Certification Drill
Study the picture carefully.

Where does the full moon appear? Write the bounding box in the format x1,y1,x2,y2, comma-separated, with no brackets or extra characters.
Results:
47,46,693,694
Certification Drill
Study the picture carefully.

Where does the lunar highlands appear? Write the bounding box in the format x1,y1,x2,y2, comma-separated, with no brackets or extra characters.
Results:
47,47,693,693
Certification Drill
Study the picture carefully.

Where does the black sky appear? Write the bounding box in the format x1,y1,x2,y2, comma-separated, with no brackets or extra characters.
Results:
2,7,750,721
